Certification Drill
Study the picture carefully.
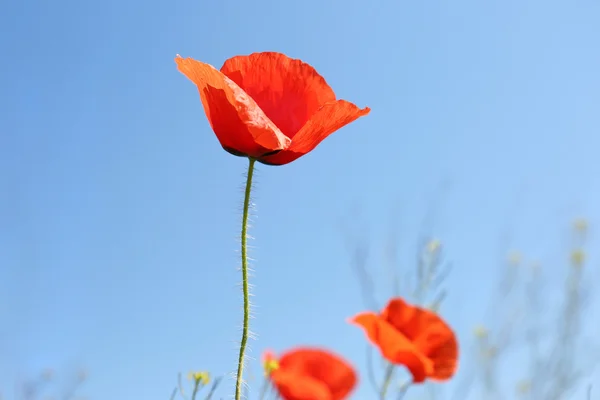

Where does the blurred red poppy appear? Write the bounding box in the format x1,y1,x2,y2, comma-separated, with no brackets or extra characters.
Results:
263,347,357,400
175,52,370,165
349,297,458,384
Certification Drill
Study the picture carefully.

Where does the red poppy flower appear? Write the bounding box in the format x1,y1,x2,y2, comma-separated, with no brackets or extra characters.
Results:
349,297,458,384
263,347,357,400
175,52,370,165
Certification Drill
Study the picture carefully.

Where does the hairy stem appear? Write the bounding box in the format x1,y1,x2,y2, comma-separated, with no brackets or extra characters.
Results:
235,157,256,400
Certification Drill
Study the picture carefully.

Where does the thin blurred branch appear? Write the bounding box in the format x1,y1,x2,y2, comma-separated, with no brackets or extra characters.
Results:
379,363,395,400
529,223,592,400
464,219,597,400
177,372,189,400
396,380,410,400
190,379,201,400
258,377,271,400
16,368,86,400
366,346,382,395
204,376,222,400
347,234,379,311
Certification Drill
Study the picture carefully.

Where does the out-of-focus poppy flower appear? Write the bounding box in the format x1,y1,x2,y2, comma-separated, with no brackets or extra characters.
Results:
262,347,357,400
349,297,458,384
175,52,370,165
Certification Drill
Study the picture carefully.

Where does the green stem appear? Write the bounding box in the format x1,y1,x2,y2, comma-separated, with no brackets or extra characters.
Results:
258,378,270,400
191,380,200,400
235,157,256,400
380,363,395,399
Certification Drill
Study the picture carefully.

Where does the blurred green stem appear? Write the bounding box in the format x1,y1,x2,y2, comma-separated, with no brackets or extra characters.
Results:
258,378,270,400
380,363,395,399
235,157,256,400
191,380,201,400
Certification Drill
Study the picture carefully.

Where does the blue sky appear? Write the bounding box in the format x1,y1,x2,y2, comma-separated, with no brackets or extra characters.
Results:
1,0,600,399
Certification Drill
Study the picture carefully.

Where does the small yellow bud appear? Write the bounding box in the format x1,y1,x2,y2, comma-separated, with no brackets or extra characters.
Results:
573,218,588,234
426,239,442,254
570,249,585,267
473,324,489,339
485,346,498,359
507,251,522,266
263,359,280,376
187,371,210,385
516,379,531,394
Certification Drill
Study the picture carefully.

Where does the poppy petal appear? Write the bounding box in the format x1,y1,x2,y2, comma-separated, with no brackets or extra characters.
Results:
418,328,459,381
349,313,433,383
220,52,337,137
260,100,371,165
271,369,332,400
278,348,357,400
175,56,291,158
382,297,427,341
383,298,459,381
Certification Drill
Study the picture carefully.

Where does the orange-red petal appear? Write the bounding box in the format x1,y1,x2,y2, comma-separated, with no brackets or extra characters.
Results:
271,369,332,400
272,348,357,400
260,101,371,165
381,298,459,381
382,297,430,341
423,331,459,381
220,52,337,138
349,312,434,383
175,56,291,158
